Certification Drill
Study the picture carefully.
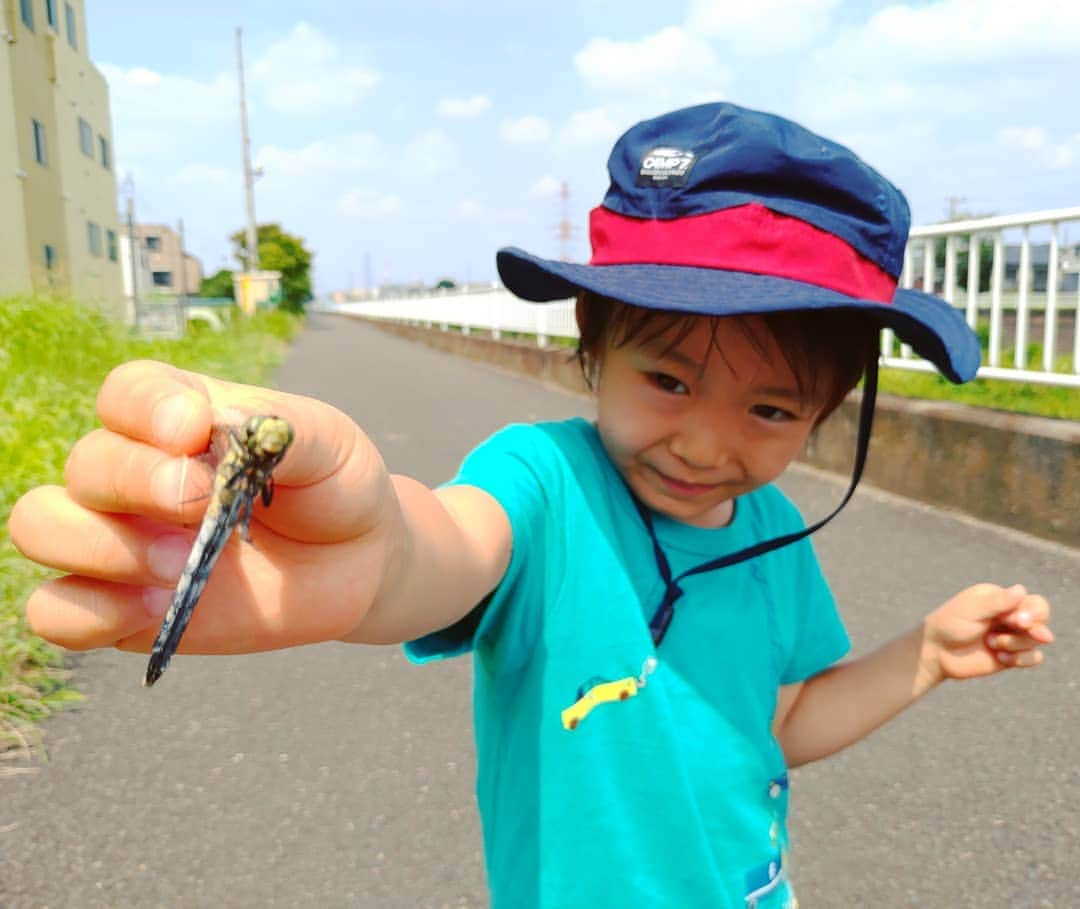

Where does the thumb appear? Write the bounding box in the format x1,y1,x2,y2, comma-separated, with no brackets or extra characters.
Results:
953,583,1027,622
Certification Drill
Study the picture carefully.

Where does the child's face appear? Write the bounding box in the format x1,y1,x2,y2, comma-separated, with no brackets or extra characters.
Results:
594,315,822,529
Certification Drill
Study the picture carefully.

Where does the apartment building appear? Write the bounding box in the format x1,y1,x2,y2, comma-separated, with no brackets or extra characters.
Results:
126,222,203,297
1,0,123,309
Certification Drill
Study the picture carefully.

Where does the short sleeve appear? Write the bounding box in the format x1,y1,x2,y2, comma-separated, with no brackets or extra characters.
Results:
778,534,850,684
404,423,555,669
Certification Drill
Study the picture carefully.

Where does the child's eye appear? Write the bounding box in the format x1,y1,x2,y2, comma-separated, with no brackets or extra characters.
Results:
650,373,688,395
751,404,797,422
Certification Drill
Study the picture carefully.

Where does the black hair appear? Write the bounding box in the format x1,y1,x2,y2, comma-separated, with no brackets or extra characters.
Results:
575,291,880,425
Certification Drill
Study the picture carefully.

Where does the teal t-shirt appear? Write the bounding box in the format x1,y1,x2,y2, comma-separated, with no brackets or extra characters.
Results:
406,418,849,908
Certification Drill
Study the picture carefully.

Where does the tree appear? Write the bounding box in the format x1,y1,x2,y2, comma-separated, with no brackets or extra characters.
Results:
231,223,314,313
198,268,235,299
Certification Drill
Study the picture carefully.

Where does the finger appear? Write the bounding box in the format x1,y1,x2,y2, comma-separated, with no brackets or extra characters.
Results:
1000,594,1052,632
9,485,195,586
99,360,389,544
986,631,1052,653
25,576,161,651
994,649,1044,669
65,429,215,523
97,359,215,455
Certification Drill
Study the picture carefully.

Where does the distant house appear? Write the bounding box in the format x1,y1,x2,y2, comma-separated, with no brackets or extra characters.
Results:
1004,243,1080,292
126,223,204,297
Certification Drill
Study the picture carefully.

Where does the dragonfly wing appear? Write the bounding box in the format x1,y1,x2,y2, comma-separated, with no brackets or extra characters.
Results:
143,491,246,687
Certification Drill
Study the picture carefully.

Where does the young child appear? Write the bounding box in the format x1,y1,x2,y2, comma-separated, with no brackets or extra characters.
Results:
10,103,1054,908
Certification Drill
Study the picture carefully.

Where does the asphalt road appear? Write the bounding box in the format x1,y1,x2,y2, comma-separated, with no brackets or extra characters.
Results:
2,313,1078,908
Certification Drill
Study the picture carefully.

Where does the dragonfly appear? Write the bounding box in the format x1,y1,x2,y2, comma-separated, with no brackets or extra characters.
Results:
143,414,295,687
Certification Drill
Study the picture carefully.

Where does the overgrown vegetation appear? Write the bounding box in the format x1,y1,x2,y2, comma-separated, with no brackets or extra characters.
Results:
0,294,301,761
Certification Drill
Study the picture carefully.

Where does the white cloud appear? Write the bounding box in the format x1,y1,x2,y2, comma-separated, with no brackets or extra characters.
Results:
249,22,381,116
686,0,841,54
558,106,623,149
437,95,492,119
529,175,563,198
998,127,1080,170
402,129,459,176
337,189,403,217
255,133,386,178
99,63,235,159
500,115,551,144
574,27,730,96
823,0,1080,68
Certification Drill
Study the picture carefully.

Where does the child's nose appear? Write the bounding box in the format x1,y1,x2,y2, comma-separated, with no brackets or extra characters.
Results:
669,425,731,470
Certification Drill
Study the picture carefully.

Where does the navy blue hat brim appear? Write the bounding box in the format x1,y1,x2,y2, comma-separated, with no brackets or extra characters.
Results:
496,247,981,384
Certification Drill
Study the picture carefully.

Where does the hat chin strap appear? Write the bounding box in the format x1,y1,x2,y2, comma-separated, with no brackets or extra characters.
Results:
635,353,880,646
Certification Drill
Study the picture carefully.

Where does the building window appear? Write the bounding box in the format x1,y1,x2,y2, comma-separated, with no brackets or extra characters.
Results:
46,0,57,28
107,229,118,262
99,135,110,169
87,221,102,257
65,2,77,49
145,235,161,251
78,117,93,157
32,120,47,166
19,0,34,31
152,271,173,287
44,244,56,271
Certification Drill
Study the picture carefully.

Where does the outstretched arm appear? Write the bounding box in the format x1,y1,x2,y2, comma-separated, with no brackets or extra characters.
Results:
773,584,1054,768
10,359,511,656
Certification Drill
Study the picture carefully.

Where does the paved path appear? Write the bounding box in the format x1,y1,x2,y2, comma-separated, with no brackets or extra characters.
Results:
3,313,1078,908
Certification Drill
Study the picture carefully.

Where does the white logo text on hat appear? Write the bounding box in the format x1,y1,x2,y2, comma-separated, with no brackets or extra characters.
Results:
637,147,696,187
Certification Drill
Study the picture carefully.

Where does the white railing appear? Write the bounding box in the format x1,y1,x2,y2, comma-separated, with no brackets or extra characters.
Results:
894,206,1080,387
320,207,1080,388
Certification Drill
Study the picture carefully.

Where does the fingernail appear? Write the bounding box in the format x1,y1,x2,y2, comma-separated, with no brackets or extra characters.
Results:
986,634,999,649
152,393,197,450
143,587,172,618
150,459,188,513
147,534,191,583
1016,610,1032,627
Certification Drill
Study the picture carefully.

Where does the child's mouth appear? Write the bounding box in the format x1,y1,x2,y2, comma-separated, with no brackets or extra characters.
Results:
652,468,720,497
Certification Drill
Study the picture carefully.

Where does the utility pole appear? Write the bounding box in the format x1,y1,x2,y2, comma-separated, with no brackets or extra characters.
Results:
236,26,259,314
177,217,188,332
124,173,140,329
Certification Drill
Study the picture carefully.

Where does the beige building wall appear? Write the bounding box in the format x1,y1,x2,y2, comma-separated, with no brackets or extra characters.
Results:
133,223,204,296
1,0,123,310
0,26,31,296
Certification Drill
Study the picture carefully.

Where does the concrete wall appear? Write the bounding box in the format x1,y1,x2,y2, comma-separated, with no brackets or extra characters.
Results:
368,319,1079,549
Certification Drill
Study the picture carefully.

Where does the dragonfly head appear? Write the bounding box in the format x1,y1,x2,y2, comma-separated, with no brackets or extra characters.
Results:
242,415,295,458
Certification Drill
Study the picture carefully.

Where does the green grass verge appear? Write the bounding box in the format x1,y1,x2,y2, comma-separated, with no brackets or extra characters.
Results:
0,294,302,759
878,368,1078,420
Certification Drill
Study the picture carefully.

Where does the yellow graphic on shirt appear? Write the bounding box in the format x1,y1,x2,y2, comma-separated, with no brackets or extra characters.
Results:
561,657,658,731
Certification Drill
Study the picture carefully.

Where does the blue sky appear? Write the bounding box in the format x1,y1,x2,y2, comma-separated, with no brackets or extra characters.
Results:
86,0,1080,294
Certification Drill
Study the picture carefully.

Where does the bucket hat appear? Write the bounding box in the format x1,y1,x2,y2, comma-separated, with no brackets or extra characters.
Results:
497,101,980,384
497,103,983,645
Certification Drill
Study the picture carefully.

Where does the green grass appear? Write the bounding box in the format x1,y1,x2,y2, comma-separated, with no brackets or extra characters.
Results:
878,368,1078,420
0,294,302,760
880,322,1078,421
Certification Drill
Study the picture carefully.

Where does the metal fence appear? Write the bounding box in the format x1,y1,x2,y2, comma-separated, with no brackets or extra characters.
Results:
324,207,1080,388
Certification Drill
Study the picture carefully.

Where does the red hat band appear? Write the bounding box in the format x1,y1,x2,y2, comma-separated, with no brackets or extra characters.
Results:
588,202,899,304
